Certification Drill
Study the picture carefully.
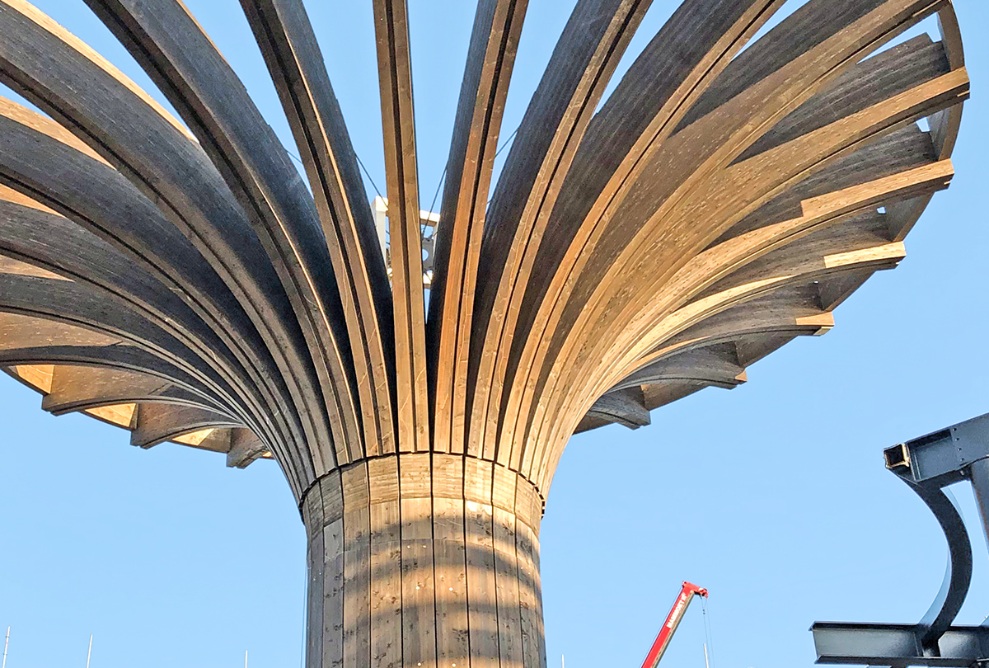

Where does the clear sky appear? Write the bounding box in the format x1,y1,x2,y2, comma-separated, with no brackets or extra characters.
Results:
1,1,988,667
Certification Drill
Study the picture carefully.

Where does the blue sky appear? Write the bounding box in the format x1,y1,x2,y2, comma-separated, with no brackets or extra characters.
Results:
1,1,989,667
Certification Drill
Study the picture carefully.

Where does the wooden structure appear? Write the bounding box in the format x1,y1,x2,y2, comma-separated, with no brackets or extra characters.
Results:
0,1,968,666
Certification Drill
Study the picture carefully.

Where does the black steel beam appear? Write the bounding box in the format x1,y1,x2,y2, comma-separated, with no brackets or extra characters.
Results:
884,412,989,486
812,622,989,667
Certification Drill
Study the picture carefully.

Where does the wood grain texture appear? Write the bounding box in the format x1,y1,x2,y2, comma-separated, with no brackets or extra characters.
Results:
42,365,222,416
471,0,653,463
300,455,543,668
427,0,528,456
85,0,360,474
0,1,969,665
399,454,436,668
371,0,430,456
368,456,403,668
131,403,241,448
243,0,398,460
0,72,312,489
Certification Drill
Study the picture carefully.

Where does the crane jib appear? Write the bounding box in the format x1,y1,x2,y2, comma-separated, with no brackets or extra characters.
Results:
640,582,709,668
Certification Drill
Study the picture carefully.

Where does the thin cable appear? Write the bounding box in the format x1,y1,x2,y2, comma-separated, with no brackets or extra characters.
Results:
285,142,383,201
702,597,716,668
355,152,384,199
428,162,448,216
494,125,519,159
289,145,384,200
485,125,521,206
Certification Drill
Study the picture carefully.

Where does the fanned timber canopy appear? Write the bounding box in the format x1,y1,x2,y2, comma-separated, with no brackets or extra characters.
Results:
0,0,968,665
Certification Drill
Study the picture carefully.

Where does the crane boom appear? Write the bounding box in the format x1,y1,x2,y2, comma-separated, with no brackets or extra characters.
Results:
640,581,708,668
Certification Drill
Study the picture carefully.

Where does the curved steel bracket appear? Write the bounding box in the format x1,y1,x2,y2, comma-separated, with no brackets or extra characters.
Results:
907,482,972,647
812,412,989,667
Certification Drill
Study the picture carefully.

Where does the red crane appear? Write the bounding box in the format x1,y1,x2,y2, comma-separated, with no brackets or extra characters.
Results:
640,581,709,668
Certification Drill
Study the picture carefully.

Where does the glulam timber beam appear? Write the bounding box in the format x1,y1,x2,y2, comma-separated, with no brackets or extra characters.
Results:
41,365,223,416
471,0,653,462
428,0,527,456
370,0,429,455
0,1,969,666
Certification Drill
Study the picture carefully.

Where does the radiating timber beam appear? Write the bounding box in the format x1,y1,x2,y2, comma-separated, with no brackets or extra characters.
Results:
717,122,940,243
470,0,654,462
82,0,361,475
370,0,430,454
243,0,397,458
131,403,242,449
513,0,946,435
0,91,303,485
532,158,952,484
522,20,967,478
227,429,269,468
585,386,650,430
536,283,837,491
0,0,322,493
0,2,971,666
0,317,211,401
578,343,747,431
616,344,747,392
42,365,223,416
0,274,245,407
0,196,257,393
494,0,788,473
427,0,527,455
532,111,950,470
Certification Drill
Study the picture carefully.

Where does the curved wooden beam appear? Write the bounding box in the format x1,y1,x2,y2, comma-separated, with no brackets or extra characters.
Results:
538,283,836,491
369,0,430,454
0,0,322,491
536,174,945,477
0,93,303,477
0,310,120,351
522,35,966,477
0,3,970,666
613,343,747,393
7,357,264,463
535,208,933,483
0,273,241,406
131,403,242,449
227,429,269,468
493,0,785,471
584,386,650,430
243,0,397,458
0,315,209,397
41,365,223,416
470,0,654,461
84,0,366,470
0,197,253,387
427,0,527,454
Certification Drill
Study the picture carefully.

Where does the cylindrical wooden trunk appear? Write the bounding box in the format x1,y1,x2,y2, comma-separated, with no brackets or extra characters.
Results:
300,453,547,668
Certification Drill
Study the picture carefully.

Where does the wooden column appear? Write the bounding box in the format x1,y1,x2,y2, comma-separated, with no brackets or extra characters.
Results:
301,454,546,668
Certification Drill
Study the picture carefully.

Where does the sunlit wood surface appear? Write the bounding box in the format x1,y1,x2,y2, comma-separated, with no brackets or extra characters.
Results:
0,0,967,666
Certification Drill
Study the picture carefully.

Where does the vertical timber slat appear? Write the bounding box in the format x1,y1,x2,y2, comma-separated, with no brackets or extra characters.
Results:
342,464,372,667
465,458,499,667
400,453,437,668
369,457,403,667
432,454,470,666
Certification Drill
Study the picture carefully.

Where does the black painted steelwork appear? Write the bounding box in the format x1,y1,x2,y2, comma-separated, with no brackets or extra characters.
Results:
812,412,989,667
